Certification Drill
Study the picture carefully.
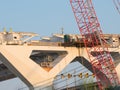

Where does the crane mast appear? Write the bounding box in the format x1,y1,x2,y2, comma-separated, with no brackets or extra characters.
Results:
70,0,119,89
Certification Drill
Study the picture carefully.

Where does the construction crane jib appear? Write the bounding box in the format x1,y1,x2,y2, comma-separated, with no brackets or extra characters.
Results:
70,0,119,89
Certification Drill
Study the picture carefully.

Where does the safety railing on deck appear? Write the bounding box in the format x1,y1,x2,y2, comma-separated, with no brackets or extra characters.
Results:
28,41,62,46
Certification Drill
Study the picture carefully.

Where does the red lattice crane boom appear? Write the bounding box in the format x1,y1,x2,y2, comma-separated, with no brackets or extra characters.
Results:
70,0,119,89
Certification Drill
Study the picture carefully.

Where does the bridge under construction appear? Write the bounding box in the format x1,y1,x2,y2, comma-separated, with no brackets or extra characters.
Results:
0,0,120,90
0,31,120,90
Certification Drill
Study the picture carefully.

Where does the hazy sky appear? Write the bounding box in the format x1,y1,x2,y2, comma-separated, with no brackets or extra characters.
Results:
0,0,120,90
0,0,120,37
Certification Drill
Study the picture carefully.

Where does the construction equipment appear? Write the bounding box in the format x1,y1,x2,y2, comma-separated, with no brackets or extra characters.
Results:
70,0,119,90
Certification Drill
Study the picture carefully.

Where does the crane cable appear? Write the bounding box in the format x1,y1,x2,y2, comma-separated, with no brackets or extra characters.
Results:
113,0,120,15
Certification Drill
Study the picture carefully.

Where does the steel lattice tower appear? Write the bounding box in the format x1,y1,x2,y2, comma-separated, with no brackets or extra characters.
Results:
70,0,119,89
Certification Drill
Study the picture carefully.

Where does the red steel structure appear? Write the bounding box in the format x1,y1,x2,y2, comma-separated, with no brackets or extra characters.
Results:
70,0,119,89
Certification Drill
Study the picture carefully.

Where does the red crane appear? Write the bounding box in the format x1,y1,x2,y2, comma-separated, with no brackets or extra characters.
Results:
70,0,119,89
